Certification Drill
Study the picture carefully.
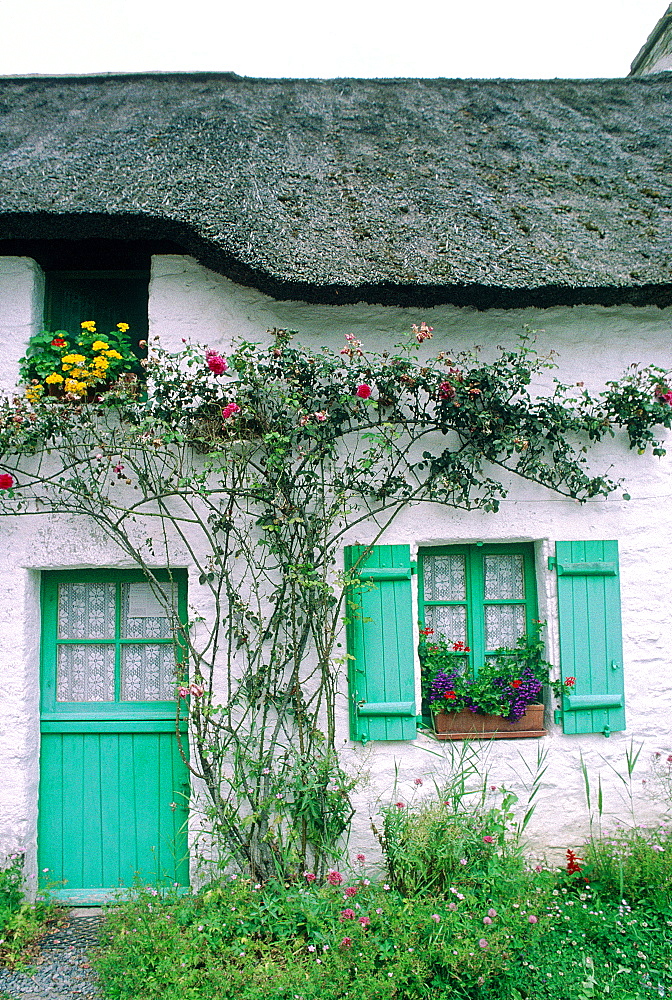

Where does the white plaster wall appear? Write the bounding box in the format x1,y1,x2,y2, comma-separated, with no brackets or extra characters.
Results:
0,257,44,394
2,253,672,888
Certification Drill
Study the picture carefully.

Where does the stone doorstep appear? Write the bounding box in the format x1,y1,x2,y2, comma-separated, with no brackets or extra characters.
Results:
68,908,104,918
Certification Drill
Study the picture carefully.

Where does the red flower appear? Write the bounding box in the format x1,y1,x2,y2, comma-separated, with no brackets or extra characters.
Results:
343,886,358,898
206,350,228,374
222,403,240,419
566,848,583,874
444,692,457,700
51,337,66,347
565,676,576,687
0,474,14,490
355,384,372,399
439,381,456,400
511,679,522,689
419,627,434,636
340,937,353,948
451,640,470,652
340,908,356,920
395,801,405,809
327,870,343,886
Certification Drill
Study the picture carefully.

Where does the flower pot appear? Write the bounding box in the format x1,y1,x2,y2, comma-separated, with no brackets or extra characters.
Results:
432,704,546,740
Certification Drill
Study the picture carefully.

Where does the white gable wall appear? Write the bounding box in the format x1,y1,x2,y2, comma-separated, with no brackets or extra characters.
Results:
2,253,672,889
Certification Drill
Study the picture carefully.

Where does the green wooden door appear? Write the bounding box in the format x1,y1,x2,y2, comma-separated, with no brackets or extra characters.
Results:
38,570,190,903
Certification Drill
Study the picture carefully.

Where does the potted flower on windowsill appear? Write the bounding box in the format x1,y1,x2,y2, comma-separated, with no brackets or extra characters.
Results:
419,628,572,740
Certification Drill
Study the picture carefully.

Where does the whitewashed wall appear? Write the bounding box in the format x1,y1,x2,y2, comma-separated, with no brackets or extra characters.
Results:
2,253,672,892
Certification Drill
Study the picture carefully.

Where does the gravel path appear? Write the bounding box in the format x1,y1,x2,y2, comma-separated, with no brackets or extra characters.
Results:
0,912,104,999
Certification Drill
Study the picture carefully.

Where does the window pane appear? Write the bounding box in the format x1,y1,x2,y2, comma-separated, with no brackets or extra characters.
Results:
423,554,466,601
58,583,116,639
424,605,467,646
121,644,176,701
483,554,525,600
484,605,526,649
120,582,172,639
57,644,115,701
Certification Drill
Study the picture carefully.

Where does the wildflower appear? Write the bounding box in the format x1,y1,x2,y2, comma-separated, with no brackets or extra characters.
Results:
488,908,497,918
448,902,457,911
358,916,370,927
431,914,441,923
303,872,316,882
117,323,130,333
222,402,241,419
313,410,328,422
206,350,228,375
395,802,405,809
383,884,390,891
566,849,583,874
355,384,372,399
412,321,433,343
340,937,353,948
652,845,664,852
0,474,14,490
414,778,423,786
307,945,316,952
483,836,494,844
439,381,456,400
490,785,497,791
344,886,358,898
528,915,538,924
483,916,492,925
363,878,370,886
356,854,366,863
340,909,356,920
478,939,488,949
327,871,343,886
459,858,467,865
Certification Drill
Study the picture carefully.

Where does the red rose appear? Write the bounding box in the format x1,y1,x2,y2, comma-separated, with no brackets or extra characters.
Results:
0,474,14,490
355,384,372,399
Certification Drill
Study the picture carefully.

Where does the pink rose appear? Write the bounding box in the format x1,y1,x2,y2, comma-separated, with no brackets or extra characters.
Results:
177,686,190,699
222,403,241,419
206,350,228,375
0,474,14,490
355,384,372,399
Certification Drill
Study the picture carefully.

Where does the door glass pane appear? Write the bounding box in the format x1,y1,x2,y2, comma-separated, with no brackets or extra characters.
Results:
423,554,466,601
424,605,467,646
120,582,172,639
483,554,524,600
121,644,176,701
56,644,115,701
484,605,526,650
58,583,116,639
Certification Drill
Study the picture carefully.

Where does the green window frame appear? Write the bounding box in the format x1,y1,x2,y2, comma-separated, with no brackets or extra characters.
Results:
41,569,187,722
418,543,537,671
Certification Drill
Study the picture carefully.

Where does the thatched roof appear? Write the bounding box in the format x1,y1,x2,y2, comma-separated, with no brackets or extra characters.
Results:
1,72,671,307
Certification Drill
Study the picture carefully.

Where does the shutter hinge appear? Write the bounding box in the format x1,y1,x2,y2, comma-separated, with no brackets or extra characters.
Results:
554,709,562,725
360,732,369,745
602,725,611,738
411,561,417,575
548,557,556,571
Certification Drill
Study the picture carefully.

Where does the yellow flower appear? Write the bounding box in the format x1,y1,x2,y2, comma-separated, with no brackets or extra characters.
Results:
92,356,110,371
80,321,96,332
117,323,129,333
25,384,44,401
92,340,110,352
45,372,64,384
64,378,87,394
62,354,87,366
103,350,123,360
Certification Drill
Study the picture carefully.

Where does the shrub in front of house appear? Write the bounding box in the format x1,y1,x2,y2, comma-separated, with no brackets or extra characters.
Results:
0,853,60,969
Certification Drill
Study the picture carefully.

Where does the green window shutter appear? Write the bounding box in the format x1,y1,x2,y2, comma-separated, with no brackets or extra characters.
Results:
345,544,416,743
555,540,625,736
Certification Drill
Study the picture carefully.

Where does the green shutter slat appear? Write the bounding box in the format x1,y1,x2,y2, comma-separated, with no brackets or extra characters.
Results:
357,701,415,716
345,544,416,742
555,540,626,735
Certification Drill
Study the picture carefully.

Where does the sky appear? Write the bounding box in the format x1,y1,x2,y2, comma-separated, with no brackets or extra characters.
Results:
0,0,668,79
